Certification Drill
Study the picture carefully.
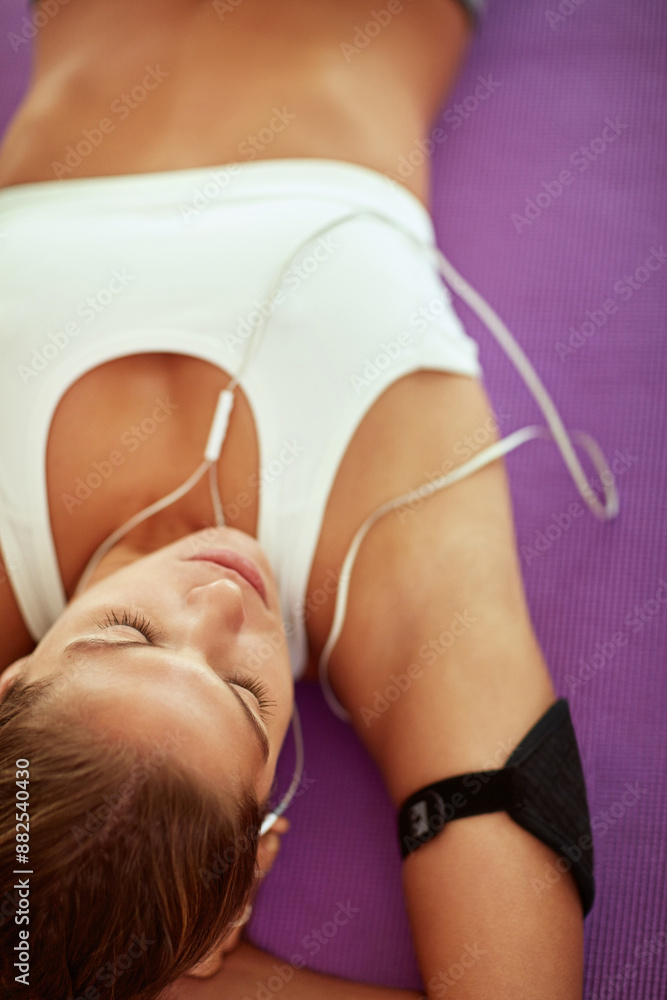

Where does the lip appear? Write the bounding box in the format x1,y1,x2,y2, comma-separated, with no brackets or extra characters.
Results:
187,549,268,606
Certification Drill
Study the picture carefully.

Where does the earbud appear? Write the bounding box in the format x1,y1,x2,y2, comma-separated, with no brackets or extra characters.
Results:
259,811,279,837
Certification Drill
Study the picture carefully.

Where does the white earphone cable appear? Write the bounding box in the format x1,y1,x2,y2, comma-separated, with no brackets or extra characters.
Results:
71,205,619,806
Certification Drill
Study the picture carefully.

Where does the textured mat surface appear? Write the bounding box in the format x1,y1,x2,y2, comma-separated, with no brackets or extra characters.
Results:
1,1,665,997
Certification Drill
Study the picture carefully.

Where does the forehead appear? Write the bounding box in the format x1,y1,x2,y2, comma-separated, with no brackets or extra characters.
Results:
27,651,258,793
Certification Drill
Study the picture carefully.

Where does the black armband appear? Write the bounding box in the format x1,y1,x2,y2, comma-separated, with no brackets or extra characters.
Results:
397,699,595,915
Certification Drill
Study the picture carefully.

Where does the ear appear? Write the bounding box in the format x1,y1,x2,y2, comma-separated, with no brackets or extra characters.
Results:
254,816,290,881
0,657,30,701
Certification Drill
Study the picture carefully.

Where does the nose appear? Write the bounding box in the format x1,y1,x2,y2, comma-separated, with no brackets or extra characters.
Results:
184,576,247,634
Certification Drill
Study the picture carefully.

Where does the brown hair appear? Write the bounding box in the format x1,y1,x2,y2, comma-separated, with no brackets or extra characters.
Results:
0,675,264,1000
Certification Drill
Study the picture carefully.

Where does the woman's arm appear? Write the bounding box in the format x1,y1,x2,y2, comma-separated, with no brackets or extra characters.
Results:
320,373,584,999
170,941,425,1000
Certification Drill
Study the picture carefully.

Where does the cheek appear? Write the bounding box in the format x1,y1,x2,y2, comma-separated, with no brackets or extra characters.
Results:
251,627,291,676
266,652,292,695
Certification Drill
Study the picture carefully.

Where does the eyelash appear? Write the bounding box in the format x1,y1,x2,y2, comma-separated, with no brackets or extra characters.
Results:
95,608,161,643
229,671,277,722
95,608,276,721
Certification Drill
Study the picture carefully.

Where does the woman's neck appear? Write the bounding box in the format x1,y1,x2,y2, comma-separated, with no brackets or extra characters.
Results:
74,511,215,597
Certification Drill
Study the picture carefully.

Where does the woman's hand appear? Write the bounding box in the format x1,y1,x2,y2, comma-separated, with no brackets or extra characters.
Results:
182,816,290,980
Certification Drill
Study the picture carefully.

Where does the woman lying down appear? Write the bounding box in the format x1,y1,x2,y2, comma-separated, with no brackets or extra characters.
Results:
0,0,596,997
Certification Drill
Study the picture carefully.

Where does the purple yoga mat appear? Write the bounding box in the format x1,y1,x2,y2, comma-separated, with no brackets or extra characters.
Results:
1,2,665,997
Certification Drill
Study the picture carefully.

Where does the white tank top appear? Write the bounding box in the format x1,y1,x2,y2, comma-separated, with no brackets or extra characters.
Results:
0,158,481,679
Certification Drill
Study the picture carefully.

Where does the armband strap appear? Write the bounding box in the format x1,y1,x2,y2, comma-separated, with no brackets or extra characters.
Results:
397,699,595,915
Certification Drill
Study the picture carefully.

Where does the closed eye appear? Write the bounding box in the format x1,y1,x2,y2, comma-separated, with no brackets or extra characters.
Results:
95,608,161,643
93,608,275,722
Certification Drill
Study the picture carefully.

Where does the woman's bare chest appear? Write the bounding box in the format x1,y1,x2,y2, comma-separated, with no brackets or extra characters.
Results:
46,353,261,601
4,344,451,684
45,351,366,682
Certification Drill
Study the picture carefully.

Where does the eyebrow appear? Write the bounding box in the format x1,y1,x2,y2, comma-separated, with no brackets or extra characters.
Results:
61,637,270,764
